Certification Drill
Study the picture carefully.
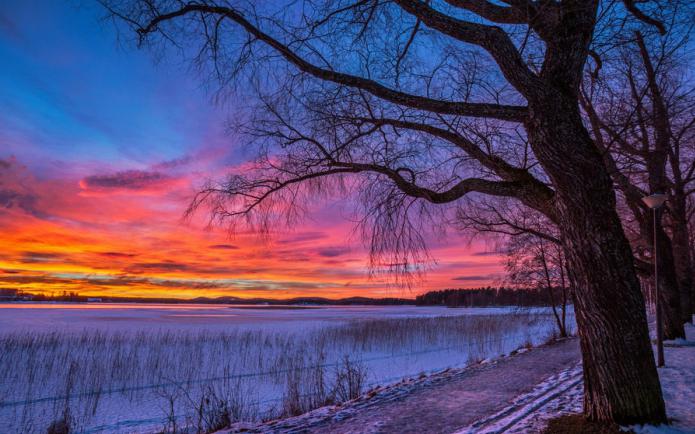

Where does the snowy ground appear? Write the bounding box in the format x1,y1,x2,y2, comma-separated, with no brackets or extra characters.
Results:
484,322,695,434
0,303,569,433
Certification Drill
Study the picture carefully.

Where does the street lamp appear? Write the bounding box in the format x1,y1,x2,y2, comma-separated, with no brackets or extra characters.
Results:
642,193,667,367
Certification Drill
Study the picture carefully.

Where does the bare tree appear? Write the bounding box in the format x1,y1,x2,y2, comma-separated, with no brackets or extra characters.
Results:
456,199,570,336
100,0,676,424
506,232,571,338
581,20,695,333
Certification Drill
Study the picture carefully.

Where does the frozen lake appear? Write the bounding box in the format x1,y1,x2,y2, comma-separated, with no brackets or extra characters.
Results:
0,302,529,333
0,303,573,433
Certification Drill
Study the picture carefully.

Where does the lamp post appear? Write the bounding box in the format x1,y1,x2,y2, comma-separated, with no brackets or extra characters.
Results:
642,193,667,367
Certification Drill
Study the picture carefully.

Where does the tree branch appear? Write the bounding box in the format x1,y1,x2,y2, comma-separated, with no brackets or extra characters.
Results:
133,3,527,121
394,0,540,95
623,0,666,35
351,115,556,213
446,0,527,24
332,160,530,203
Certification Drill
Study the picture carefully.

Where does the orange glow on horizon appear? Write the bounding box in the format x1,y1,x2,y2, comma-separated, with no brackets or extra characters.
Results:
0,157,505,300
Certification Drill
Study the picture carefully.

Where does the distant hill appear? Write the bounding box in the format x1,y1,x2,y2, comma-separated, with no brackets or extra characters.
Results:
187,295,412,305
20,292,413,306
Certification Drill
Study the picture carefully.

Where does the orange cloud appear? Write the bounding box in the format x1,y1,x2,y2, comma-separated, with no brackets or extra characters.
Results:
0,157,505,299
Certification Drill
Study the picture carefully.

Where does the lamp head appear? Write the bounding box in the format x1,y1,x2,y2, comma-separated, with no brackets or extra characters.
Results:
642,193,668,209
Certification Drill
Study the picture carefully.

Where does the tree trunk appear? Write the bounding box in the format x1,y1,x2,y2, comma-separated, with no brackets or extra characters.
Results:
548,286,568,338
669,194,694,323
559,253,570,337
540,241,568,338
527,95,666,424
644,213,686,339
634,30,686,332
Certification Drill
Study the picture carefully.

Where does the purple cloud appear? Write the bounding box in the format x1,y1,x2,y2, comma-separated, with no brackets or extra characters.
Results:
209,244,239,250
152,155,193,170
80,170,170,190
452,274,497,281
317,247,350,258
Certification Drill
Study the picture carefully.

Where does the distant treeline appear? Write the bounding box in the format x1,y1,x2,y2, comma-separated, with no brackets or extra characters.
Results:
6,288,569,307
415,287,570,307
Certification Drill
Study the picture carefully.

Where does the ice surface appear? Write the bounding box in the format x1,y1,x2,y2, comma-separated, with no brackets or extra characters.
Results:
0,303,548,333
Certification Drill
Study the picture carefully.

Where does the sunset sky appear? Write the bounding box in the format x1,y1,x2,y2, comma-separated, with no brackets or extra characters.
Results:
0,0,505,299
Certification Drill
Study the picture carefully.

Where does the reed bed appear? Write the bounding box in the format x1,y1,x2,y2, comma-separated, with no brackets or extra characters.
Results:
0,310,571,433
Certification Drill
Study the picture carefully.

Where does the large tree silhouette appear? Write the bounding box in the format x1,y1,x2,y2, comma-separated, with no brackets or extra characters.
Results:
102,0,676,424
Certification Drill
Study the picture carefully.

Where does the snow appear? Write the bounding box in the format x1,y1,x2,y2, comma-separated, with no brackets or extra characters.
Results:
216,337,581,434
3,302,688,434
0,303,568,433
629,425,695,434
495,322,695,434
0,302,517,333
629,323,695,434
218,366,482,433
454,362,583,434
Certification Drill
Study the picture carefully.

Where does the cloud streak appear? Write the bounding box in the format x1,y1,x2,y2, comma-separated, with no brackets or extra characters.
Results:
79,170,172,191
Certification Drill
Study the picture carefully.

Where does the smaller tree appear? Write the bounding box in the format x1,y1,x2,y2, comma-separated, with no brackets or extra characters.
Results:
457,199,570,337
506,234,571,338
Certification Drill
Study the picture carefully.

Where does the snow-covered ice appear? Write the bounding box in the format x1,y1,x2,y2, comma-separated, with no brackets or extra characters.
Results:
0,302,519,333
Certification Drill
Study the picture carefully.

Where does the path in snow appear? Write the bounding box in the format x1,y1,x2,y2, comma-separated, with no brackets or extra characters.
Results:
224,337,580,434
507,322,695,434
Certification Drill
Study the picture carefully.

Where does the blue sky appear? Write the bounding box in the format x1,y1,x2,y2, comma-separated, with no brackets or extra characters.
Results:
0,0,230,177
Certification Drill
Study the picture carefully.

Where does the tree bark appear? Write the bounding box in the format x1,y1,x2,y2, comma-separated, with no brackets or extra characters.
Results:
643,212,686,339
669,194,694,323
527,94,666,424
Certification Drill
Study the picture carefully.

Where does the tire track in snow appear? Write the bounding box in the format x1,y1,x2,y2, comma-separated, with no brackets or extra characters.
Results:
453,363,583,434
